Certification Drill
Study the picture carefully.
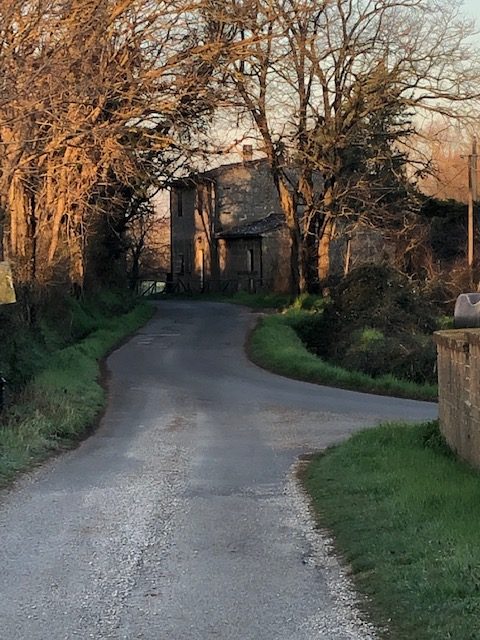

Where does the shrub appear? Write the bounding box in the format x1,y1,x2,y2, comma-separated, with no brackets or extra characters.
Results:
342,329,437,384
0,301,152,483
326,264,438,338
290,293,327,312
290,265,439,385
0,288,139,392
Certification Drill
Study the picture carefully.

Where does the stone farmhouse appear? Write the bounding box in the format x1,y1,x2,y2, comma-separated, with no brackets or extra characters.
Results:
170,149,292,293
170,148,390,294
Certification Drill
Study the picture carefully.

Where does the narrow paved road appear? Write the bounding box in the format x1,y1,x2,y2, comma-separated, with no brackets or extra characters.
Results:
0,302,437,640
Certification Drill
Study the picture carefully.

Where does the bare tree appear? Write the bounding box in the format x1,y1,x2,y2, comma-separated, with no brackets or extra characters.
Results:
219,0,480,292
417,119,471,203
116,187,170,289
0,0,229,290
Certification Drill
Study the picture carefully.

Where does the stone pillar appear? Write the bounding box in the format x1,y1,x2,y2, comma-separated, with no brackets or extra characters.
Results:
435,329,480,467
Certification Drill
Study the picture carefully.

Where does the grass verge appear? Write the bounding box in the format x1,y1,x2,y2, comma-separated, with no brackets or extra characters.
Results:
0,301,153,485
248,313,437,401
301,421,480,640
160,290,295,309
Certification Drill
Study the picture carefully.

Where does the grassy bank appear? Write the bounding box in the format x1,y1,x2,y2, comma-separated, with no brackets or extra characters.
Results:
0,299,153,485
302,421,480,640
249,313,437,401
160,290,294,309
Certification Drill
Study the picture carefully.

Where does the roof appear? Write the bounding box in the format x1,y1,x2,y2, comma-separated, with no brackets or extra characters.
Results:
216,213,286,239
169,158,269,188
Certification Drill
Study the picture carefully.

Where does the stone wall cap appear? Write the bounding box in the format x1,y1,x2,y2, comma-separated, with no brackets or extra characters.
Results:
435,328,480,349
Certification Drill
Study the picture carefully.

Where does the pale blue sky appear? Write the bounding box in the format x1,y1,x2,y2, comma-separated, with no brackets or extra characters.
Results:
463,0,480,22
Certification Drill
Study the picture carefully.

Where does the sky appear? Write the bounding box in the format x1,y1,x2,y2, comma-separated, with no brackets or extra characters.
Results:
463,0,480,23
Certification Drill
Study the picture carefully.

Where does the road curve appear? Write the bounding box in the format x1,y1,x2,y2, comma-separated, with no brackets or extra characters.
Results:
0,301,437,639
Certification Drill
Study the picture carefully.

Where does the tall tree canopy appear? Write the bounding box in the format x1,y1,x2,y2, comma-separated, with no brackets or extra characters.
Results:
2,0,479,295
0,0,227,287
217,0,480,292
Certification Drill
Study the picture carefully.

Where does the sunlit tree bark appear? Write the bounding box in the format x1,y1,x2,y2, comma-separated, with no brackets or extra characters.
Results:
0,0,228,288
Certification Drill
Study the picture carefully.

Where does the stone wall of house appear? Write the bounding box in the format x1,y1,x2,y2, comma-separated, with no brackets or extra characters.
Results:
171,186,214,291
170,187,195,276
171,162,293,293
330,222,394,278
435,329,480,467
217,237,261,291
215,162,283,232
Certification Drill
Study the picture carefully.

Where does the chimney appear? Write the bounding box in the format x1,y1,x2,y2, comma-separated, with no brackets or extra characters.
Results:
242,144,253,162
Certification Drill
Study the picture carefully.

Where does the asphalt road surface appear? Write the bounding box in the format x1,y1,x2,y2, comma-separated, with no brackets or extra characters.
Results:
0,301,437,640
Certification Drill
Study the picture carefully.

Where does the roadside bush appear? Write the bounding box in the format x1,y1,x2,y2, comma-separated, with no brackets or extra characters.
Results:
287,310,332,357
327,264,438,337
0,300,152,483
291,265,439,385
342,328,437,384
250,313,437,400
290,293,327,312
0,287,139,392
0,303,48,389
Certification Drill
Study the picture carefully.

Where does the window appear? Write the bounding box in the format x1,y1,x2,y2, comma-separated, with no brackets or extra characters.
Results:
210,183,216,214
177,192,183,217
247,249,254,273
176,254,185,275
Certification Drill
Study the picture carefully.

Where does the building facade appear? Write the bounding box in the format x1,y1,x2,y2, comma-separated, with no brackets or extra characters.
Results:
170,153,397,294
170,156,292,293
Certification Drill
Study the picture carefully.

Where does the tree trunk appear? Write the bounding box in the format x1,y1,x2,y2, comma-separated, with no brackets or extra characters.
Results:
129,249,141,290
277,177,306,295
318,215,335,283
318,180,336,283
298,171,319,292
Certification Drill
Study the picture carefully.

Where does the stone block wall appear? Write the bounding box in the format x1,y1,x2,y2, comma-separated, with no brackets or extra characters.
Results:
435,329,480,467
216,162,283,231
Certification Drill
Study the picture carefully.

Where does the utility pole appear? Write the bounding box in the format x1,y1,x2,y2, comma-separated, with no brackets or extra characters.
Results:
468,137,478,273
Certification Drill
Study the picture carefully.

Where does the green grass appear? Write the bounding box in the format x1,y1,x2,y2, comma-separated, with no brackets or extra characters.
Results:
161,290,295,309
0,301,153,484
162,289,331,310
302,421,480,640
248,312,437,401
217,291,295,309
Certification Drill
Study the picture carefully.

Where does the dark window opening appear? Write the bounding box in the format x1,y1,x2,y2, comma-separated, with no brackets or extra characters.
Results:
177,192,183,217
247,249,254,273
176,253,185,275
